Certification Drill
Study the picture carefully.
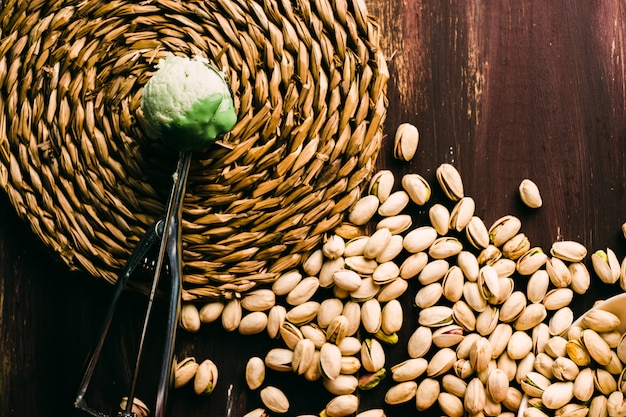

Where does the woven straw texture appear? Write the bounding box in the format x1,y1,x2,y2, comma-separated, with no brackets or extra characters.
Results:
0,0,388,300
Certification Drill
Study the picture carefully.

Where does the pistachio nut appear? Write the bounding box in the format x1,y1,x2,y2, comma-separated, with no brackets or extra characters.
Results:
266,305,286,339
454,358,475,379
415,378,440,411
243,408,269,417
323,374,359,395
418,259,450,285
502,386,523,412
285,301,320,325
361,338,385,373
415,282,443,309
489,323,513,358
521,371,552,397
174,357,199,389
393,123,419,161
490,276,515,305
292,339,316,375
432,324,464,348
483,394,502,416
542,381,574,410
438,392,464,417
323,235,345,260
260,386,289,414
440,265,464,303
534,352,555,379
332,269,362,292
429,236,463,259
516,247,548,276
546,257,572,288
478,265,500,300
607,391,626,417
272,270,303,296
119,397,149,417
486,368,509,403
373,261,400,285
524,406,550,417
245,357,266,390
489,215,522,247
384,381,417,405
434,162,465,201
619,367,626,393
378,190,410,217
391,358,428,382
463,281,488,313
545,336,568,359
442,373,468,398
429,203,450,235
403,226,438,254
364,227,392,260
533,322,551,355
622,257,626,292
358,368,387,390
427,347,457,377
374,329,397,345
361,298,382,334
519,178,542,208
618,333,626,363
551,240,587,263
239,311,269,335
478,244,502,266
348,194,379,225
402,173,431,205
317,298,343,328
303,249,324,276
552,356,580,381
449,196,475,232
368,170,394,203
458,250,480,282
376,214,413,234
319,342,342,380
527,270,550,303
502,233,531,260
199,301,225,324
601,330,622,348
221,298,242,332
326,315,348,345
514,303,547,331
516,352,537,385
340,356,361,375
556,403,588,417
508,331,533,360
543,288,574,310
319,257,345,288
418,305,453,327
581,328,613,366
342,301,361,336
407,326,433,358
381,299,403,334
594,368,617,395
469,337,492,373
567,325,583,343
399,252,429,279
456,332,482,359
338,336,362,356
279,321,304,350
476,306,499,336
376,235,404,263
464,377,486,415
492,258,517,278
588,395,608,417
549,307,573,337
194,359,218,396
377,277,408,302
452,300,477,332
300,323,327,348
349,277,380,302
592,248,620,284
581,309,621,332
499,291,527,323
305,352,322,382
572,367,594,402
465,216,490,249
605,350,623,375
343,237,368,258
180,303,201,332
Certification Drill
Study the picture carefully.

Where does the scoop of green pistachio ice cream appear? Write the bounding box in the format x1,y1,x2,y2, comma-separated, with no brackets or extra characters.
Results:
140,54,237,151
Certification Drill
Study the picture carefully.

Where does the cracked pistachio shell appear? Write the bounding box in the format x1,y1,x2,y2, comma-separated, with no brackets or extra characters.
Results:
458,250,480,282
377,278,409,302
552,356,580,381
517,247,548,276
463,281,488,313
332,269,362,292
427,347,457,377
442,374,468,398
581,329,613,366
546,257,572,287
326,315,349,345
399,251,428,279
464,377,486,415
429,237,463,260
516,352,537,385
526,270,549,304
378,191,409,217
385,381,417,405
350,276,379,302
265,348,294,372
450,197,475,232
617,333,626,363
344,255,377,275
478,265,500,300
429,203,450,235
418,305,454,327
418,259,450,285
376,214,413,234
549,307,573,337
521,371,552,397
304,351,322,382
317,298,343,328
545,336,568,359
594,368,617,395
286,301,320,325
487,368,509,403
323,374,358,395
175,357,199,389
469,337,492,373
508,331,533,360
533,322,551,355
515,303,547,331
348,195,379,225
581,309,621,332
280,321,304,350
519,179,542,208
456,332,482,359
368,170,394,203
373,261,400,285
403,226,437,254
300,323,327,348
181,303,201,332
323,235,345,260
119,397,149,417
319,257,345,288
361,338,385,372
534,352,555,379
394,123,419,161
589,395,608,417
543,288,574,310
452,300,477,332
489,215,522,247
246,357,266,390
442,266,465,303
381,299,403,334
407,326,432,358
324,395,358,417
490,277,515,305
272,270,303,296
361,298,382,334
239,311,269,335
402,173,431,205
286,277,319,306
478,244,502,266
489,323,513,358
436,163,464,201
551,241,587,263
415,282,443,309
499,291,527,323
364,228,392,260
222,299,242,332
619,367,626,393
438,392,464,417
454,358,474,379
542,381,574,410
391,358,428,382
502,233,530,260
476,306,499,336
320,342,342,380
416,378,440,411
199,301,225,324
292,339,316,375
194,359,218,396
376,235,404,263
466,216,490,250
592,248,620,284
260,386,289,414
432,324,464,348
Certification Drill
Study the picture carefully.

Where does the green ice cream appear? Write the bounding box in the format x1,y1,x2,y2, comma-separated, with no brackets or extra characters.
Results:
140,54,237,151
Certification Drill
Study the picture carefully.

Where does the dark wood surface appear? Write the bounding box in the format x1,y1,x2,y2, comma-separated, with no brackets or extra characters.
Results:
2,0,626,416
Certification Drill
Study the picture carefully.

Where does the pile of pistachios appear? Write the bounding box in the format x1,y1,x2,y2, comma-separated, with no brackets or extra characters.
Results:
170,122,626,417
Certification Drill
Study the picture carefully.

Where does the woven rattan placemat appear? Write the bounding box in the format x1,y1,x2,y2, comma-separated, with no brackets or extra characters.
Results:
0,0,388,300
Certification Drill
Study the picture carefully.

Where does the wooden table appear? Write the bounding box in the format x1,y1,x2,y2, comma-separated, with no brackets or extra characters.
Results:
2,0,626,416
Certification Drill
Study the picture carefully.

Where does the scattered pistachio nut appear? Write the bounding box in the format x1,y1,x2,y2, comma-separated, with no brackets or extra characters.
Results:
393,123,419,161
519,178,542,208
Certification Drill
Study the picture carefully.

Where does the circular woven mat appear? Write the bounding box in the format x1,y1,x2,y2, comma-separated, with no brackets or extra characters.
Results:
0,0,388,300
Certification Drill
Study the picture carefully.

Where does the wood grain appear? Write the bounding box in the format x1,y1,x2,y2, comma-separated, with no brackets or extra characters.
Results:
1,0,626,416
